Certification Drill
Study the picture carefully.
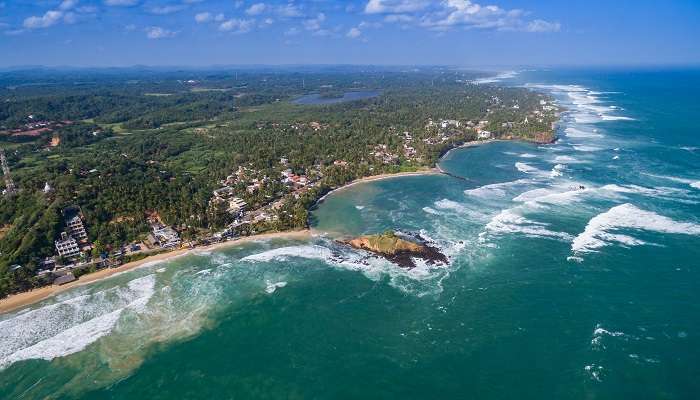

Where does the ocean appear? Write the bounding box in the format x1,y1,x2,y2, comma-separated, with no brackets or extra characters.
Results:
1,68,699,399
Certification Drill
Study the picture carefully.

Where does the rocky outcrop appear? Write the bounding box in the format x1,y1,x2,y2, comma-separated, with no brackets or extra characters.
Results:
343,231,448,269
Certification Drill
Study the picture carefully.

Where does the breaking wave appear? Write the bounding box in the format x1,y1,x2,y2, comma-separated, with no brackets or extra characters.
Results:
0,275,156,370
572,203,700,253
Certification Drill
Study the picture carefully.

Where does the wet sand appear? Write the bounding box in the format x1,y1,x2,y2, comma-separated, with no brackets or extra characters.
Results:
0,230,310,315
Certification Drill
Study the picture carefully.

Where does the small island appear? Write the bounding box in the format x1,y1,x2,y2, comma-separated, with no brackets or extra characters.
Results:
342,231,448,269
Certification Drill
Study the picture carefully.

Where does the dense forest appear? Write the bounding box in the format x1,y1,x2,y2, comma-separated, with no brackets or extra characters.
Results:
0,67,558,297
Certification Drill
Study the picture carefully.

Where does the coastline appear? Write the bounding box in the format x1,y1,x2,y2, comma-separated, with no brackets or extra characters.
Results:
0,230,310,315
0,137,549,315
313,168,443,206
312,140,502,207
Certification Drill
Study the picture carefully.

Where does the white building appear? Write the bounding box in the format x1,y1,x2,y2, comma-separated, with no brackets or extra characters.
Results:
55,232,80,258
152,225,181,249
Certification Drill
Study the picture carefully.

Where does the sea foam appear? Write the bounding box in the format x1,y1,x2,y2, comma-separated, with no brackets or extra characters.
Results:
0,274,156,370
571,203,700,253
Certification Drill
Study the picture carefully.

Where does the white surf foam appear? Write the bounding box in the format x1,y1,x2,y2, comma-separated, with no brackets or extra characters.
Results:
552,155,585,164
565,127,602,138
0,274,156,370
265,281,287,294
642,173,700,191
473,71,518,84
550,164,565,178
480,209,573,242
572,144,604,152
463,179,529,199
513,185,589,206
572,203,700,253
422,206,440,215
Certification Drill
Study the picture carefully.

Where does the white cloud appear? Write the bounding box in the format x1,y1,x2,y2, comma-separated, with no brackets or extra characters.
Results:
214,13,225,22
77,5,98,13
284,26,299,36
145,26,176,39
365,0,429,14
346,27,362,38
104,0,138,6
303,13,325,31
194,12,211,23
276,3,302,18
246,3,267,16
364,0,562,34
526,19,561,32
59,0,78,11
384,14,413,23
149,5,187,15
219,18,255,33
23,11,64,29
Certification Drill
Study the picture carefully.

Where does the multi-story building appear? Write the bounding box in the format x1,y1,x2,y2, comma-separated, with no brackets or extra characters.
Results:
55,232,80,258
66,215,88,242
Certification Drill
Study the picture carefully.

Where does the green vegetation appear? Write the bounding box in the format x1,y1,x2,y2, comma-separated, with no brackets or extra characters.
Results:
348,231,423,255
0,67,558,298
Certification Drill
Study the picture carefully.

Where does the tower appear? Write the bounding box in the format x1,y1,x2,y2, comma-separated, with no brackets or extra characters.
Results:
0,149,17,196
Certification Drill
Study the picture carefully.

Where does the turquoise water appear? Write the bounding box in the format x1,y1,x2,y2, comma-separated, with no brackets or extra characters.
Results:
2,69,700,399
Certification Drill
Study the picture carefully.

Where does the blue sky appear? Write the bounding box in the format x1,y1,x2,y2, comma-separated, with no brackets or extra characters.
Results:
0,0,699,67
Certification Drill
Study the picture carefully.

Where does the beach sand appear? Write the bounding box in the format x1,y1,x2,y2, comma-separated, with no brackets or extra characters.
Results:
0,141,493,315
0,230,311,314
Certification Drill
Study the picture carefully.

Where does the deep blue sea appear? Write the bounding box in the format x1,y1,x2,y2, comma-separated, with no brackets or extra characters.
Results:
1,68,699,399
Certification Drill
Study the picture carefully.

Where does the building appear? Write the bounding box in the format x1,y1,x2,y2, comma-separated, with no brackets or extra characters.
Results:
54,272,77,285
152,224,181,249
228,197,247,213
55,232,80,258
66,214,88,242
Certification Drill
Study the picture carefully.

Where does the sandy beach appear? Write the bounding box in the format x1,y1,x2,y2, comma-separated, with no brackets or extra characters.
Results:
0,230,310,315
0,140,493,315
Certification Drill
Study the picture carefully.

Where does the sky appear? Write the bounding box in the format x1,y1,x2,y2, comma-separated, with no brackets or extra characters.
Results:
0,0,699,67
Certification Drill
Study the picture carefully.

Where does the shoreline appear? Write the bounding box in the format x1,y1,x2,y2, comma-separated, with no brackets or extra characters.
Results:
313,168,443,206
0,230,310,315
0,137,549,315
312,139,503,207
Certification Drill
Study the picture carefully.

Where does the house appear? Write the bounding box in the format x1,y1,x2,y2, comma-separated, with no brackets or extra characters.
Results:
478,131,492,139
55,232,80,258
54,273,76,285
151,224,181,249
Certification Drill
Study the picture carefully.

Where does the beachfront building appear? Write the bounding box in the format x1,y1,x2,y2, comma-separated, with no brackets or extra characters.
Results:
55,232,80,258
151,224,181,249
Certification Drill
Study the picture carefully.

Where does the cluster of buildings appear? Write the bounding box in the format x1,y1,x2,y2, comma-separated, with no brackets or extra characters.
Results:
211,186,248,215
54,207,91,260
147,224,181,249
371,144,399,165
280,168,310,188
